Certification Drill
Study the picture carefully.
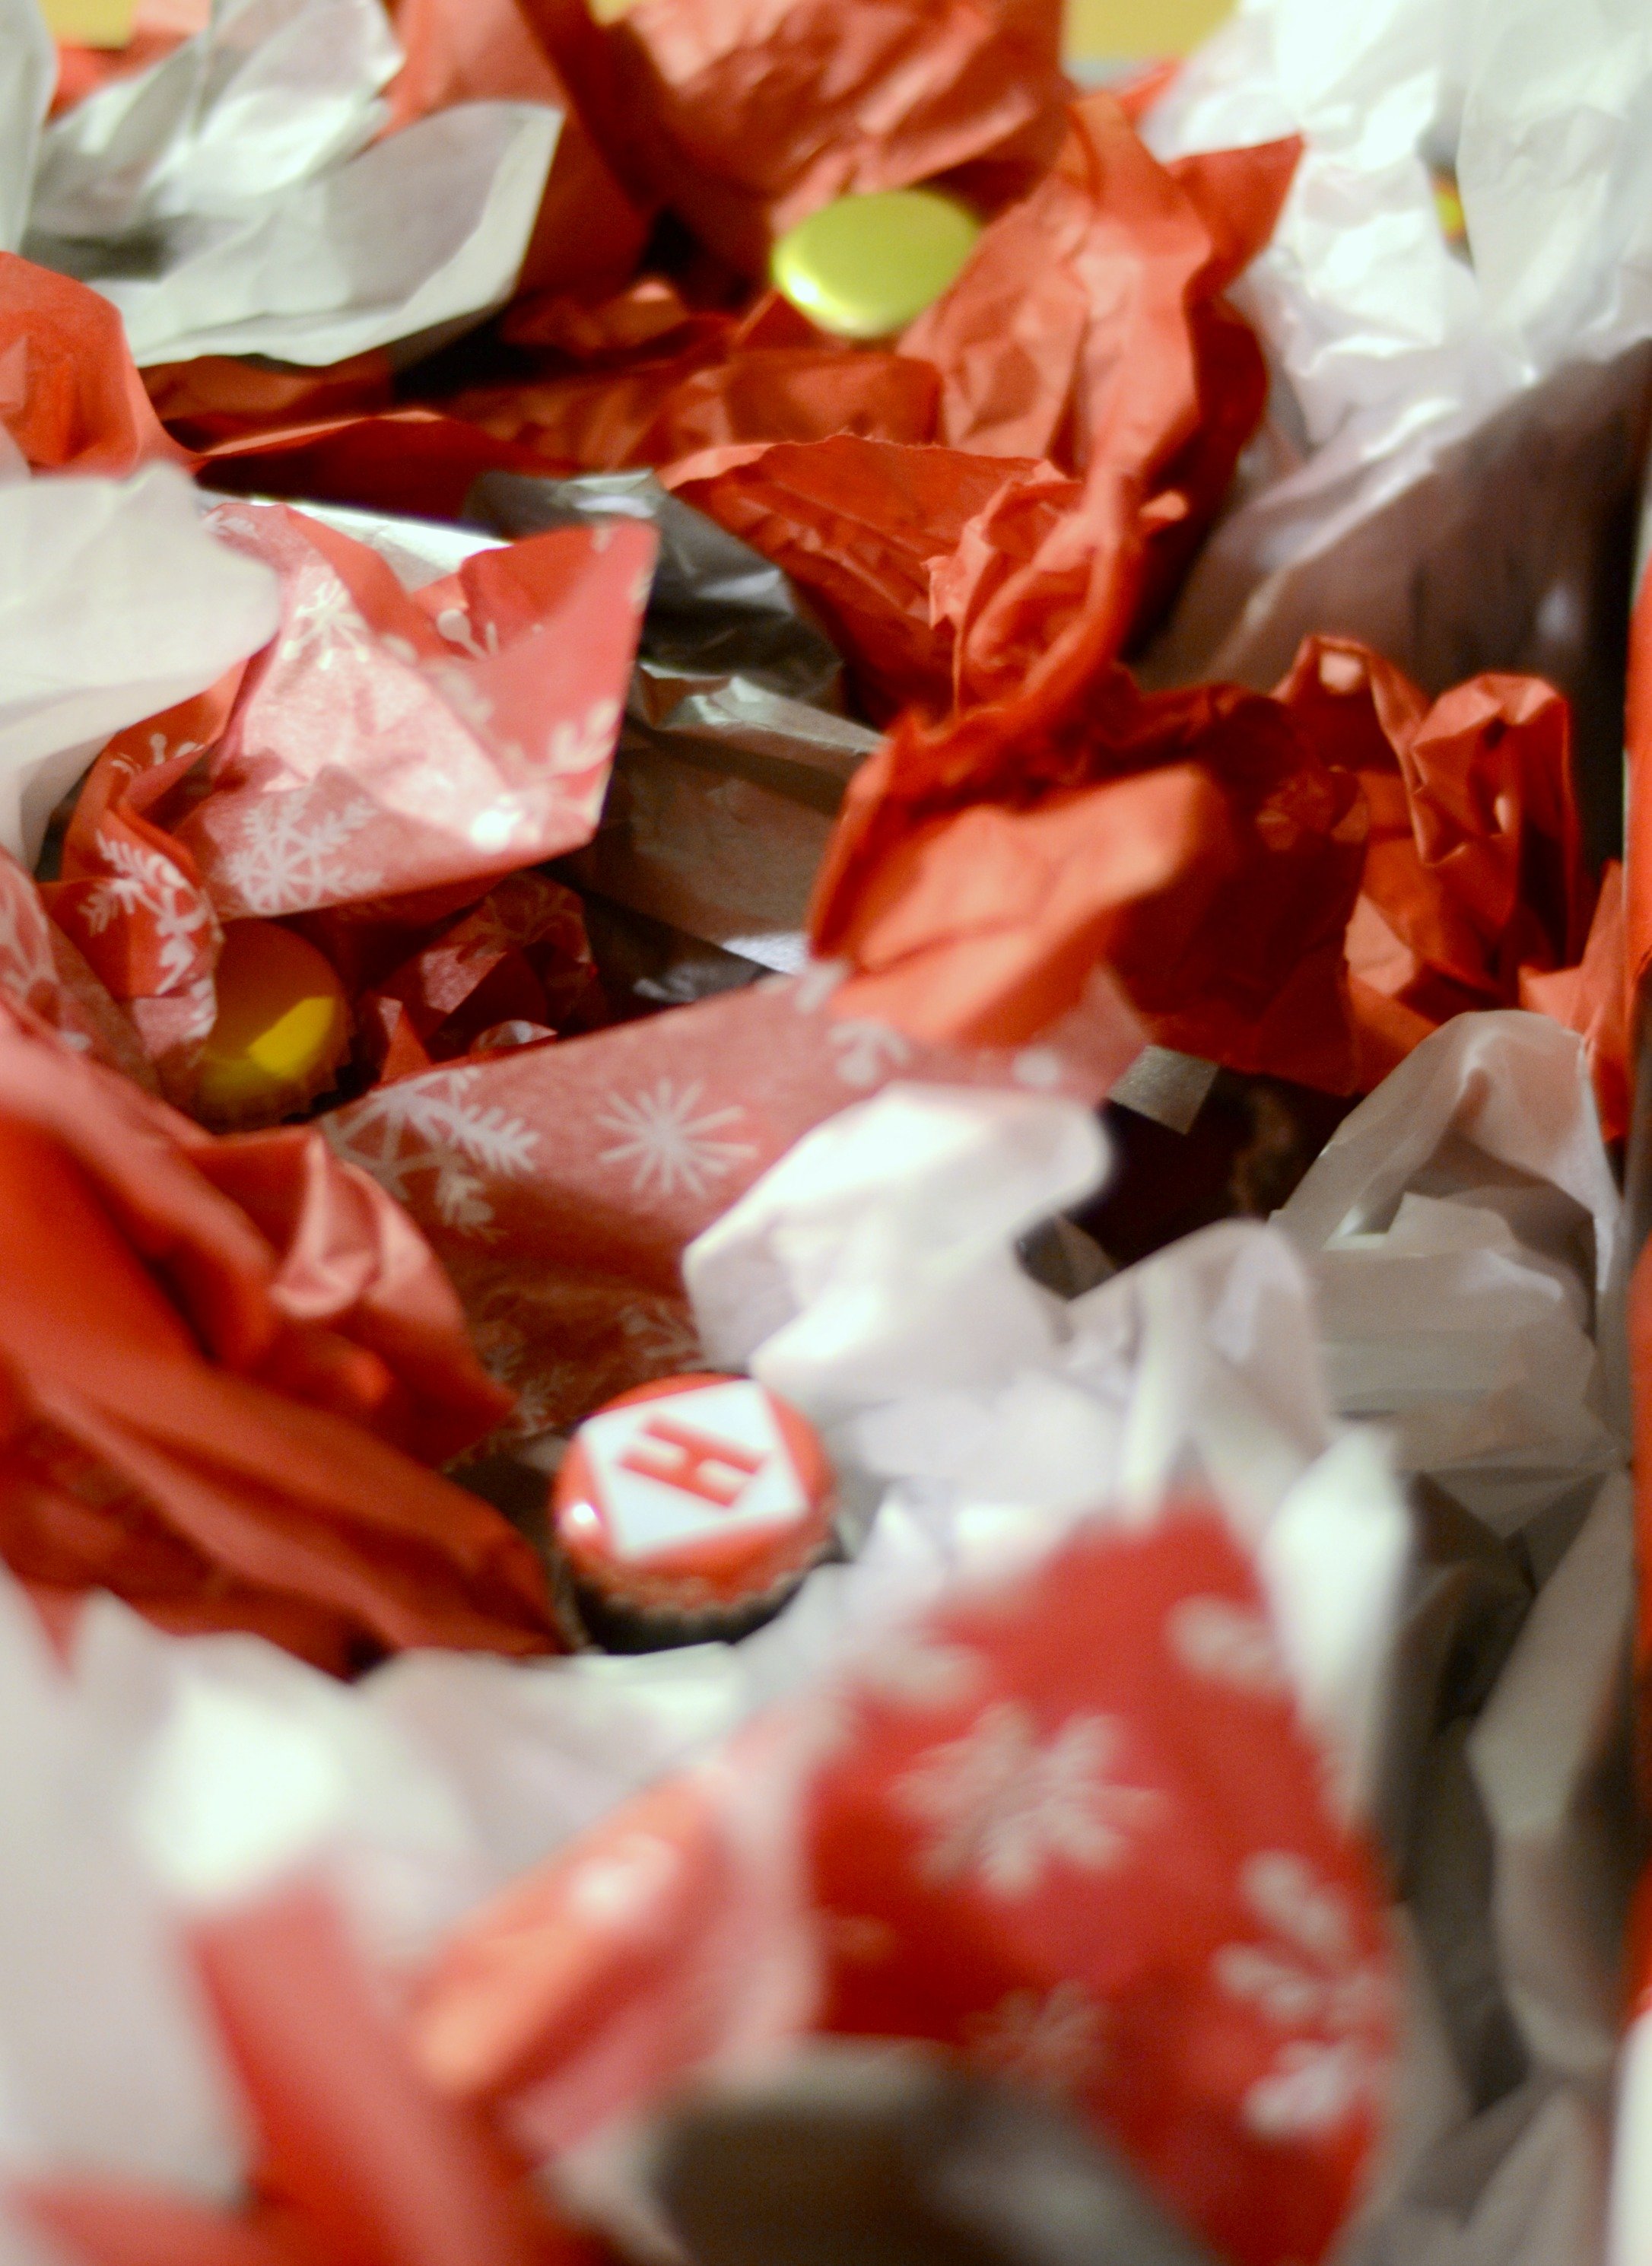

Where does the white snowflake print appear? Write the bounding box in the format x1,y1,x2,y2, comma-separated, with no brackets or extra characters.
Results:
325,1069,539,1238
1168,1597,1289,1698
128,729,203,780
619,1298,707,1376
565,1829,680,1932
830,1017,912,1089
896,1702,1164,1899
789,959,848,1013
469,796,535,857
1012,1047,1064,1090
1215,1851,1390,2142
629,563,654,615
82,834,216,993
548,697,621,776
456,1279,592,1435
0,876,58,1008
967,1981,1109,2096
596,1077,758,1201
434,606,500,662
213,795,380,917
854,1634,987,1712
278,570,378,674
824,1912,901,1967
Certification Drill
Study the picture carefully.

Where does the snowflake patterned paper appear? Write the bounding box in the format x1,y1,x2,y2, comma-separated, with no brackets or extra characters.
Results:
0,847,158,1090
48,503,653,1099
182,504,655,916
810,1511,1394,2266
48,672,243,1094
323,965,1143,1435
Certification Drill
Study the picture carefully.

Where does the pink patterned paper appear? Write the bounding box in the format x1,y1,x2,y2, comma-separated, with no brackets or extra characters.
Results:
322,965,1144,1436
811,1512,1394,2266
0,847,159,1090
47,503,654,1101
183,504,657,917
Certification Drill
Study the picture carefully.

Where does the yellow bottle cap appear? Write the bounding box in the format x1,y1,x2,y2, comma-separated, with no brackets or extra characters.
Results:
195,921,349,1130
770,188,982,342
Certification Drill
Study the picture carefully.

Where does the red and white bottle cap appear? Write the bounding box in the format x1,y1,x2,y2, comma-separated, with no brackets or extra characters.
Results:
553,1375,836,1637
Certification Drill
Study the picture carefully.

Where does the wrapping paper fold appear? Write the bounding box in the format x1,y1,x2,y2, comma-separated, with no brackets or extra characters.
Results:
21,0,561,370
509,0,1070,277
0,846,157,1086
0,254,186,477
0,993,556,1670
386,0,648,304
0,462,280,870
809,630,1612,1103
449,97,1297,727
1277,1011,1628,1538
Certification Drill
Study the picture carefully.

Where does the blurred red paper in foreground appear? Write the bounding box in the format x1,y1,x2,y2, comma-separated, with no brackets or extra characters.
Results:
412,1511,1393,2266
22,1884,598,2266
0,990,554,1673
810,1514,1393,2266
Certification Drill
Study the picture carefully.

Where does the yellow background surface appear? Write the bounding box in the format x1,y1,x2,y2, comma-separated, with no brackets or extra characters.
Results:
37,0,135,43
37,0,1234,67
1066,0,1234,58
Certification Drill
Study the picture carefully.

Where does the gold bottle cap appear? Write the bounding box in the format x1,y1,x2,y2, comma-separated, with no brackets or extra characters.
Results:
195,921,349,1130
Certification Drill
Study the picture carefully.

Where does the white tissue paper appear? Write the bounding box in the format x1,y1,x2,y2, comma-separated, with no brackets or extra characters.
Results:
0,0,51,259
0,1581,244,2201
1272,1011,1631,2266
1345,1474,1630,2266
1139,0,1652,790
0,463,280,866
23,0,560,369
1277,1011,1628,1541
688,1081,1412,1817
685,1086,1110,1425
